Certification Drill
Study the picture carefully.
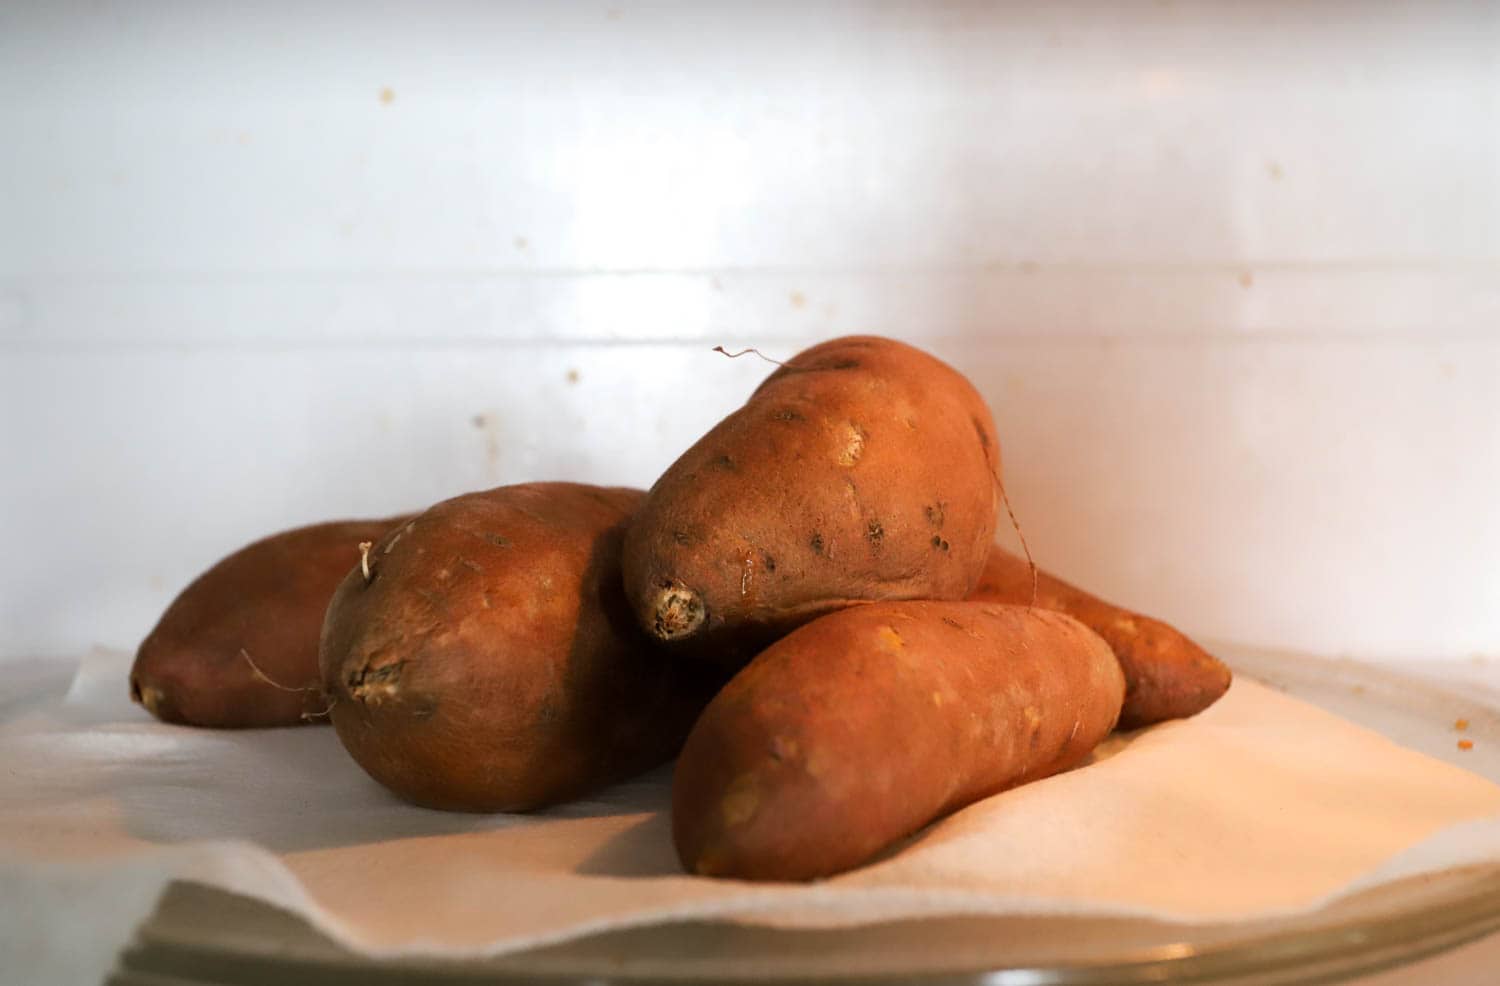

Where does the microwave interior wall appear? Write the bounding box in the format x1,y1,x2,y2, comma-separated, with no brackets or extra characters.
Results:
2,1,1496,664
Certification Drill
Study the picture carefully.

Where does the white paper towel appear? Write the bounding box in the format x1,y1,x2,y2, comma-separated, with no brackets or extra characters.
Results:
6,650,1500,984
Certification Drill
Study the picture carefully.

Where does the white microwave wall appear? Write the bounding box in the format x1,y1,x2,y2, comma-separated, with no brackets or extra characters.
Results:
2,2,1496,662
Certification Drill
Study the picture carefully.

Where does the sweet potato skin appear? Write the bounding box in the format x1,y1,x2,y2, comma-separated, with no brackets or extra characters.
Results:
672,601,1125,881
319,482,721,813
624,336,1001,665
970,547,1231,729
130,516,409,728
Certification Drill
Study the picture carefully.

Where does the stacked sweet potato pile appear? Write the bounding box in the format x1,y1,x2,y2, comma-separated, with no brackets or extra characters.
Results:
131,337,1230,880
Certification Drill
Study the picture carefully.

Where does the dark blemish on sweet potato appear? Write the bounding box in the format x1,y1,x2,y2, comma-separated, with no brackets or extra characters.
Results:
797,355,862,373
488,534,511,548
761,552,777,573
866,519,884,547
930,536,950,551
925,503,945,527
941,617,964,630
350,662,402,686
673,529,695,546
810,532,825,556
973,416,991,450
348,660,405,704
771,408,804,422
713,453,736,471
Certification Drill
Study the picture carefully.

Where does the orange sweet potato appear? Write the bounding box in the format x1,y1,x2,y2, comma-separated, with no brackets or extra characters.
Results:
624,336,1001,667
672,600,1125,881
130,516,409,728
969,546,1231,729
319,482,722,812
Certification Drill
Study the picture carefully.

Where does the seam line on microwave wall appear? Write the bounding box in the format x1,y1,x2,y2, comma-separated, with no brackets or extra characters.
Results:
4,332,1500,355
4,259,1500,284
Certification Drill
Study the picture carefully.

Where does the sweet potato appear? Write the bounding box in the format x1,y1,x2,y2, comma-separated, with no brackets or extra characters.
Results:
672,601,1125,881
624,336,1001,666
130,516,409,728
969,546,1231,729
319,482,722,812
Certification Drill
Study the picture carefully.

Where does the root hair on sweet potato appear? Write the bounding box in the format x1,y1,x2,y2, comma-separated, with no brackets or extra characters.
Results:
712,345,790,368
238,648,321,694
991,468,1037,609
300,695,337,722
